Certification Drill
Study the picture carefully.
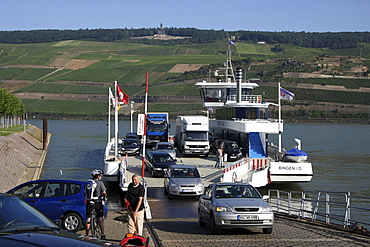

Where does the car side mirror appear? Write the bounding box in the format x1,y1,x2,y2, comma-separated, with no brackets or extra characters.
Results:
202,195,211,200
201,175,205,178
262,195,269,201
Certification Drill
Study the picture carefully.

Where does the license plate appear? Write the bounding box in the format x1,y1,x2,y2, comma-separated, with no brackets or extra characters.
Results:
237,215,258,220
182,189,193,192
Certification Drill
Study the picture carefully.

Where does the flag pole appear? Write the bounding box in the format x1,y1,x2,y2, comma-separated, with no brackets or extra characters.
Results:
141,73,149,178
278,82,282,153
108,87,111,143
114,81,118,161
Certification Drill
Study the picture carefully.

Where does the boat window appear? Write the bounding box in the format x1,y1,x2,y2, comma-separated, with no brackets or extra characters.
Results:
203,88,226,102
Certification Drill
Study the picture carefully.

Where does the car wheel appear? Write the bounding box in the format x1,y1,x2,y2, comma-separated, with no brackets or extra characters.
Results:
62,212,83,232
262,227,273,234
198,210,206,227
211,214,221,234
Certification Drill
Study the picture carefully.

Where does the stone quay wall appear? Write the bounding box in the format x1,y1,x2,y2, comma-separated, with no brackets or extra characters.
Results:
0,126,50,193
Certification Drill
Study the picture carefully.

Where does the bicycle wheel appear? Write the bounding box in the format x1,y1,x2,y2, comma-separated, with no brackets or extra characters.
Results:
91,215,101,238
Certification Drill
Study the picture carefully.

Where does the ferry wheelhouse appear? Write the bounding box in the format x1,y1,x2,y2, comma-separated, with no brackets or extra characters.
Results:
194,43,313,183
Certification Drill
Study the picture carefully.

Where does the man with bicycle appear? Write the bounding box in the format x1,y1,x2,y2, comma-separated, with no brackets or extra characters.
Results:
85,169,107,240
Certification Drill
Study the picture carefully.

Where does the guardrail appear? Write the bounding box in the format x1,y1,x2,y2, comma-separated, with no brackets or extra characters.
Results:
268,189,370,231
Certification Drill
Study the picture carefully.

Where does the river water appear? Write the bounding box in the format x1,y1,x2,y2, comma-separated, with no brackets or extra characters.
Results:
27,119,370,219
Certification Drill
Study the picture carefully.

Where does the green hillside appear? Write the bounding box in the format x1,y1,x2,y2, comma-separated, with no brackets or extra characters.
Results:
1,39,370,120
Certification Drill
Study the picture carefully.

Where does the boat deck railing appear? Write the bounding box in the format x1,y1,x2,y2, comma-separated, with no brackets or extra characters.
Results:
226,94,262,103
268,189,370,230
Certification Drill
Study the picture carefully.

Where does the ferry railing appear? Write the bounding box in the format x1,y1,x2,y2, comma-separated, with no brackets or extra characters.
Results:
227,94,262,103
268,189,370,230
141,177,152,220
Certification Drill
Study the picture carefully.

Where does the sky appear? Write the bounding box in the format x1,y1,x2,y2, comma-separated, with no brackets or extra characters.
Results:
1,0,369,33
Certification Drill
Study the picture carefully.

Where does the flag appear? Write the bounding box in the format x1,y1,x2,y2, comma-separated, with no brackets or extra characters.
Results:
109,88,116,108
116,84,129,104
280,87,295,101
229,40,237,46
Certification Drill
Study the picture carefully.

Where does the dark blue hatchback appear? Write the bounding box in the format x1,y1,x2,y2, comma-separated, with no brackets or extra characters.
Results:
6,179,107,232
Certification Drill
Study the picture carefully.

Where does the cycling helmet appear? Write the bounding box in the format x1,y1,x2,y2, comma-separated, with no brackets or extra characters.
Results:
91,169,103,175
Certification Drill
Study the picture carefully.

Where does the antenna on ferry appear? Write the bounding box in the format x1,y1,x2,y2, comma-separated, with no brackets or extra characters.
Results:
227,40,236,83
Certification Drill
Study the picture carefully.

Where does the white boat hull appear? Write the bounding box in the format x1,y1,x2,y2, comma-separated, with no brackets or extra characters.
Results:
269,161,313,183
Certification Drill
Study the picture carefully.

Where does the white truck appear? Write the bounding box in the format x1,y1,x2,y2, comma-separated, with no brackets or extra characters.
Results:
175,116,210,157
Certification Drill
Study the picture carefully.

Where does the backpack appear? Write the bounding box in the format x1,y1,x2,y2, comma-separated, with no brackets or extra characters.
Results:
85,179,99,200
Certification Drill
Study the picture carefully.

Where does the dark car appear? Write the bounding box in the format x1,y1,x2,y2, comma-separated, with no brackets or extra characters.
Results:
145,150,177,177
119,138,141,156
210,139,228,154
125,132,140,140
0,193,117,246
6,179,108,232
221,141,243,161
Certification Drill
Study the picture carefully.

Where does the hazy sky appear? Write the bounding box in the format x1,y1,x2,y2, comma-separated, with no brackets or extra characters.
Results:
1,0,369,32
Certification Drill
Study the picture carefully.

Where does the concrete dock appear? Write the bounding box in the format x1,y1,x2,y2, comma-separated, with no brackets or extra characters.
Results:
93,156,370,246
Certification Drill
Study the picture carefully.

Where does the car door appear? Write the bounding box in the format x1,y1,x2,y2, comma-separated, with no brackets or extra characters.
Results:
199,184,214,222
163,167,171,190
10,181,45,205
32,182,70,221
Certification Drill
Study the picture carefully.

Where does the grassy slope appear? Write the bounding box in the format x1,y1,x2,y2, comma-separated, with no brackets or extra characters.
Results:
1,40,370,117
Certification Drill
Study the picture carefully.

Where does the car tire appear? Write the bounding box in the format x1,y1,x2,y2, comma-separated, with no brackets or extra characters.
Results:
262,227,273,234
211,215,221,234
62,212,83,232
198,210,206,227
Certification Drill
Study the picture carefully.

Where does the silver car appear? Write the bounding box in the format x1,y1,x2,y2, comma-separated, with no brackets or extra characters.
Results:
198,183,274,234
153,142,176,160
164,165,204,199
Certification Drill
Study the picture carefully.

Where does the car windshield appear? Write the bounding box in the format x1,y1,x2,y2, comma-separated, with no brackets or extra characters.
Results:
224,142,238,149
171,168,200,178
157,144,172,149
0,196,57,232
153,155,173,163
214,185,261,198
124,140,138,146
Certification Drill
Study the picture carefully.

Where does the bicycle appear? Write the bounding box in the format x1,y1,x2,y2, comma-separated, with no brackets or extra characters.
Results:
89,201,101,238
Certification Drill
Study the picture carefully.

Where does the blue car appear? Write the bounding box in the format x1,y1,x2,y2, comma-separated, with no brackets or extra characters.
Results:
0,193,116,246
6,179,107,232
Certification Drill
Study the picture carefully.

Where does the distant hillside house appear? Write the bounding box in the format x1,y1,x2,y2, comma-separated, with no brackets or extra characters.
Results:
258,41,266,44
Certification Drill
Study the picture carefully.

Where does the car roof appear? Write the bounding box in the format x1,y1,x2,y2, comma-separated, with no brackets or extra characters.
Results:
169,164,197,169
17,179,85,183
156,142,173,146
148,150,172,156
214,182,253,187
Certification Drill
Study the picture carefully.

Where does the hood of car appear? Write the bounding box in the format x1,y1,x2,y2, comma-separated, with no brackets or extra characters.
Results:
0,231,118,246
170,177,202,185
215,198,268,208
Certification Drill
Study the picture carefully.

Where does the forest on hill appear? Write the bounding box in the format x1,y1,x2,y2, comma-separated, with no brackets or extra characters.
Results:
1,27,370,49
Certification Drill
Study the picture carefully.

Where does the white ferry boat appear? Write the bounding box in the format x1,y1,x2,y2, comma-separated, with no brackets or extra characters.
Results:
194,41,313,184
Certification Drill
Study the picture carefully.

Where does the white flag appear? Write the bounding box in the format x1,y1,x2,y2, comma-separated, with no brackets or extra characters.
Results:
109,88,116,108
